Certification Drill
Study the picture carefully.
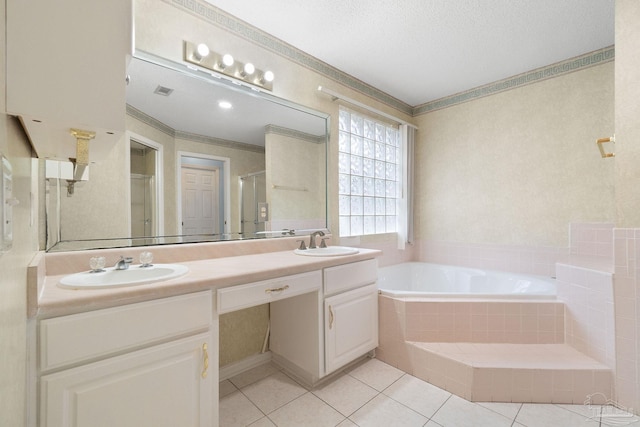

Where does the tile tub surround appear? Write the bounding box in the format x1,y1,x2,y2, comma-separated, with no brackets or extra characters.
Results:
417,239,570,278
29,236,380,318
377,295,612,404
570,222,614,258
407,342,611,404
555,262,615,369
377,297,565,357
613,229,640,413
416,223,614,278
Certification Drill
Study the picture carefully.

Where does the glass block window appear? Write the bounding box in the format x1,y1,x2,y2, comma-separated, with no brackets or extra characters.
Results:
338,107,401,237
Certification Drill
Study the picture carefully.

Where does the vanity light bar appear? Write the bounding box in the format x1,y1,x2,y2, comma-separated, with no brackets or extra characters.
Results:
183,41,274,91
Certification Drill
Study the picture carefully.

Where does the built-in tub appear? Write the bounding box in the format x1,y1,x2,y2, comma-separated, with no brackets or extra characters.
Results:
377,262,556,300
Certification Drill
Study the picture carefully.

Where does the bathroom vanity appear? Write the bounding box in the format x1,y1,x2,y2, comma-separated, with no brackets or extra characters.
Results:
27,240,380,427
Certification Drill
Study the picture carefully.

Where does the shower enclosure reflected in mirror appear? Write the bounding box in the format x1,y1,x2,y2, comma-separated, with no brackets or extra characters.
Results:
43,52,328,252
240,171,267,235
130,139,160,240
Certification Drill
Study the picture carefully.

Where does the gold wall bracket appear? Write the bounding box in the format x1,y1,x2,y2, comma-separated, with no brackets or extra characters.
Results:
596,135,615,158
70,128,96,165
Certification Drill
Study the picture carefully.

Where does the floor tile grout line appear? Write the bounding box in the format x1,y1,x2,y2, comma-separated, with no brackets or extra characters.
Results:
475,401,523,424
509,402,523,426
233,369,310,420
237,387,269,420
551,401,603,422
511,403,524,426
429,393,453,422
376,372,444,423
310,384,378,419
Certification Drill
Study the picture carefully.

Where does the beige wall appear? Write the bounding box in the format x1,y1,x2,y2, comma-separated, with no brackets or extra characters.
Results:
56,135,130,241
265,130,326,230
415,62,615,248
0,4,39,425
219,305,269,367
0,119,36,427
615,0,640,226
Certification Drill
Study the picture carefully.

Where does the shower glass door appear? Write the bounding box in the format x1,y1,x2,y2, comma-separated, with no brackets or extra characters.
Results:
131,173,154,237
240,171,266,235
130,139,159,240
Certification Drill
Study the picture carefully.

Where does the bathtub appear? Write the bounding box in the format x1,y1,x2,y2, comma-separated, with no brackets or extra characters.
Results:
377,262,556,300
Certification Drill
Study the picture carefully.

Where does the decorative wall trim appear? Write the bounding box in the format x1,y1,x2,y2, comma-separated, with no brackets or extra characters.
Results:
175,130,265,153
127,104,175,136
165,0,413,115
264,124,325,144
126,104,265,153
161,1,615,119
413,46,615,116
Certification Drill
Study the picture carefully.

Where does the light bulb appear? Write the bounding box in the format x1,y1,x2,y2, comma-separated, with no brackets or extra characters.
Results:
194,43,210,61
263,70,274,82
221,54,234,68
218,101,232,109
243,63,255,76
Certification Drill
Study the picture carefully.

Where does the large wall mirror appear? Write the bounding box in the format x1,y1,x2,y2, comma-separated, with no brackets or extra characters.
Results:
43,51,328,252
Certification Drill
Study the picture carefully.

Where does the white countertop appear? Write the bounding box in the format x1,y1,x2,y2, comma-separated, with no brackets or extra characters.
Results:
31,248,381,319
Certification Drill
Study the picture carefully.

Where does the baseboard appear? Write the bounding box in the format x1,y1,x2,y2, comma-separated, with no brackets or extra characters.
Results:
271,352,320,387
219,351,273,382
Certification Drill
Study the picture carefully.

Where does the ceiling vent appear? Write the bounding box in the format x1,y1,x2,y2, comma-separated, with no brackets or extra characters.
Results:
153,85,174,96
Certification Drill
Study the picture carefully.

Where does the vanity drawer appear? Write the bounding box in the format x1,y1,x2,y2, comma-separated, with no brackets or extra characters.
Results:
324,259,378,296
217,270,322,314
39,290,212,372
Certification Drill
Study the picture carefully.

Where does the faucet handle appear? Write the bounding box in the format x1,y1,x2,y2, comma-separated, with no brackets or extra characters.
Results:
296,240,307,250
89,256,106,273
320,237,330,248
139,251,153,268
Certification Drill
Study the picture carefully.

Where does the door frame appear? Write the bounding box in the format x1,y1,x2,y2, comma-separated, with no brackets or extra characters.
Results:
177,151,231,235
126,131,164,237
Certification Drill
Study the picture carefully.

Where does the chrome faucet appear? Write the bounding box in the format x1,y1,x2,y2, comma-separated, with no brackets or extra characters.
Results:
114,256,133,270
308,230,325,249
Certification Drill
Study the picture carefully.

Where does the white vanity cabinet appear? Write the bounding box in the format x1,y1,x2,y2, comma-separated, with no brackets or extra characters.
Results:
6,0,132,162
270,259,378,384
36,291,216,427
324,284,378,374
323,260,379,375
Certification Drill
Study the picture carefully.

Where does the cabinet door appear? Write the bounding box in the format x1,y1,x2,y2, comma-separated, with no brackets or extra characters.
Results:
325,284,378,374
40,333,214,427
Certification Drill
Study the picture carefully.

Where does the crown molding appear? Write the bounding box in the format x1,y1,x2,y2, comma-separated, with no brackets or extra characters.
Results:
413,45,615,115
161,1,615,118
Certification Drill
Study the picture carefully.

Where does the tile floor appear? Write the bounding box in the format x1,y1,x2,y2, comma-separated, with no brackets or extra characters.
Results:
219,357,640,427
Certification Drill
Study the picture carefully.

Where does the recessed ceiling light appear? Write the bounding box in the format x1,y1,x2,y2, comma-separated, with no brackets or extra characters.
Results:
218,101,233,109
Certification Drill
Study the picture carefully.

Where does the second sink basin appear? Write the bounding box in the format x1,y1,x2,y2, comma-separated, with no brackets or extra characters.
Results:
58,264,189,289
294,246,359,257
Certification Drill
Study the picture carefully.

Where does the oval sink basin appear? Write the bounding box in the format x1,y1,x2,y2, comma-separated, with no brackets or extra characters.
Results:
58,264,189,289
294,246,359,257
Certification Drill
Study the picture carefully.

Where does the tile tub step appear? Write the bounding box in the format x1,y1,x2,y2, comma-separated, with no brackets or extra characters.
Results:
407,342,612,404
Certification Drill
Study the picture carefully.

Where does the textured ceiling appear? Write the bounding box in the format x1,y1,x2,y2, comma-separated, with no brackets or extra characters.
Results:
204,0,615,107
